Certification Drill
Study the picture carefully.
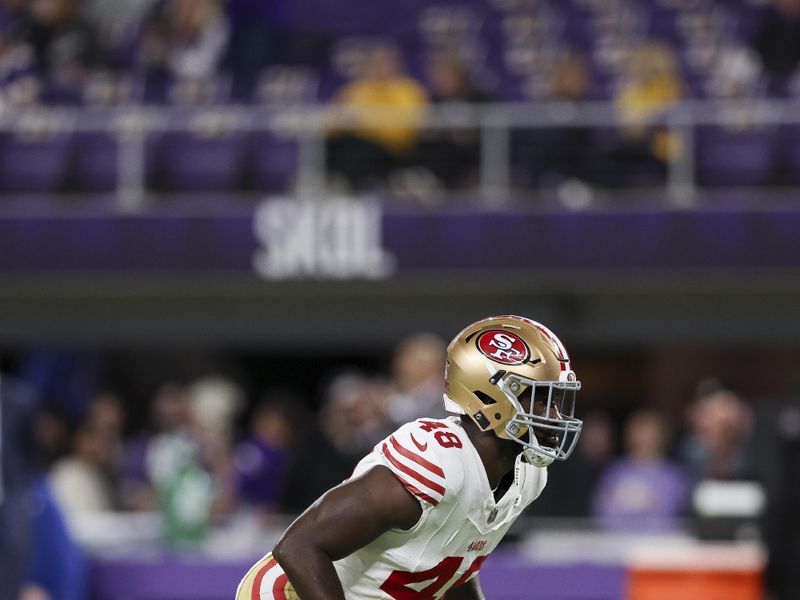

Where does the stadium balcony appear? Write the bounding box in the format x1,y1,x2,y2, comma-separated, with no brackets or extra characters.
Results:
1,98,800,212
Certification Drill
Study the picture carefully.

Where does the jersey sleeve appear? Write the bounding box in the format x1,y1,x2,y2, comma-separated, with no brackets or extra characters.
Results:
364,419,464,508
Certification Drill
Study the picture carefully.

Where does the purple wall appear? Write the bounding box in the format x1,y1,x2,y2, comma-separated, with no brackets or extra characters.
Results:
1,204,798,276
89,551,626,600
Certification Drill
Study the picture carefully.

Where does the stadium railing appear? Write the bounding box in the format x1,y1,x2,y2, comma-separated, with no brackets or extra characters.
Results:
1,98,799,212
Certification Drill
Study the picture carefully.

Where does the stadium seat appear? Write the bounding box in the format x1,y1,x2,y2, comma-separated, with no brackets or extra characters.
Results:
780,125,800,186
72,132,118,192
246,132,298,193
696,125,778,187
149,130,248,192
254,67,319,106
0,131,72,194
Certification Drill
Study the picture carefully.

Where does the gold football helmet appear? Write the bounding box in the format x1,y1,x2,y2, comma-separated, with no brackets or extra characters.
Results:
443,315,582,467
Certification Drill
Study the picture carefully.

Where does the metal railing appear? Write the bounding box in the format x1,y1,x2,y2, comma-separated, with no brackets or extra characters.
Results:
1,98,799,212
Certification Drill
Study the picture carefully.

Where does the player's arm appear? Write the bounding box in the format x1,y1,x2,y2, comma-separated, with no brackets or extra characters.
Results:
444,576,487,600
272,465,423,600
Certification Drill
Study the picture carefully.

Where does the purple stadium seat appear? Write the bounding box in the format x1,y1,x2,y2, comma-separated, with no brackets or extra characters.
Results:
696,125,777,187
254,66,320,105
150,131,248,192
247,132,298,192
73,132,118,192
0,131,72,193
781,125,800,185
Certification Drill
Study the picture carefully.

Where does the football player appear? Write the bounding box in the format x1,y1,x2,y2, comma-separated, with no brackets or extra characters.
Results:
236,315,583,600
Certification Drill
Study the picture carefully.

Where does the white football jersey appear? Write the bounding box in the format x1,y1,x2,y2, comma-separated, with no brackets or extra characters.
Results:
235,417,547,600
333,416,547,600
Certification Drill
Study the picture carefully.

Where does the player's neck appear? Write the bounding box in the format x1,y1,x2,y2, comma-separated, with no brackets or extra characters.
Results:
460,417,517,490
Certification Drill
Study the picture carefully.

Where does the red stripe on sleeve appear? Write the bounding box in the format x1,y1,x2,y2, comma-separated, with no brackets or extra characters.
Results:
273,573,289,600
251,556,278,600
389,436,445,478
382,443,446,497
394,473,440,506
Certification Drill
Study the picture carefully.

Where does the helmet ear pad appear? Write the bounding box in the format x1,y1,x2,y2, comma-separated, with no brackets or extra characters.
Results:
443,362,521,439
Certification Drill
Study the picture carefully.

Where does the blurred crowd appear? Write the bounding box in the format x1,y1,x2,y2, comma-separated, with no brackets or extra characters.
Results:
0,0,799,194
33,333,451,525
2,0,799,105
3,334,800,598
0,0,249,106
5,337,766,528
533,379,757,524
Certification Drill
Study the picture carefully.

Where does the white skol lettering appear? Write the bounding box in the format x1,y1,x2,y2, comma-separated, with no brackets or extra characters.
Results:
253,199,396,280
253,200,315,278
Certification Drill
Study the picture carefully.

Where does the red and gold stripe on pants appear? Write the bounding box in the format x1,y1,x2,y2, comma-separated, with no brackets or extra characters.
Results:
235,553,299,600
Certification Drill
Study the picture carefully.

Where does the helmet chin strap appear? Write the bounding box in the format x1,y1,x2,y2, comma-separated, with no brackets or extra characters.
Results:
522,447,554,468
505,422,555,468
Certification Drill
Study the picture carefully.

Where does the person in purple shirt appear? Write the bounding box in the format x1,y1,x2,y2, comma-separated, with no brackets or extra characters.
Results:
234,396,296,510
592,410,689,530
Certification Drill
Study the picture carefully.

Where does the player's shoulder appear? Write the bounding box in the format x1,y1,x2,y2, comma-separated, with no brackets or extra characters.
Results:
377,417,471,507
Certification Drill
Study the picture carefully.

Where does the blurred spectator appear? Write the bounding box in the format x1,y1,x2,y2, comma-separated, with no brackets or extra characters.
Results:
679,385,755,481
384,332,447,426
187,376,243,517
133,382,219,546
750,0,800,96
150,433,214,547
606,42,684,187
592,410,689,529
757,398,800,600
122,382,191,511
706,46,764,100
84,391,127,506
32,405,71,470
1,374,86,600
17,351,98,427
426,54,491,104
0,16,40,107
84,0,157,47
0,0,29,25
22,478,87,600
327,44,429,192
414,53,492,190
27,0,101,102
235,392,298,511
1,375,38,599
224,0,295,100
121,379,238,545
48,423,115,515
85,391,125,436
281,372,388,513
615,42,684,137
136,0,230,102
534,411,614,517
513,52,597,195
187,375,243,451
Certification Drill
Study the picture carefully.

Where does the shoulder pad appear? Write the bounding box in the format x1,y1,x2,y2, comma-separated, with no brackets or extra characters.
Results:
377,419,467,506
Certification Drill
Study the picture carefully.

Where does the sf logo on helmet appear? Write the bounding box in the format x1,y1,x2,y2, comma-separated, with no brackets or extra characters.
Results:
477,331,530,365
